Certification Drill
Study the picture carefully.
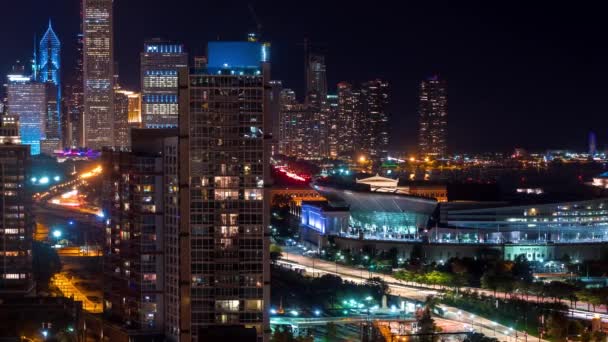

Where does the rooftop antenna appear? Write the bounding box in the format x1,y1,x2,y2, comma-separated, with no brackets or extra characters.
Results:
32,34,38,80
248,3,263,40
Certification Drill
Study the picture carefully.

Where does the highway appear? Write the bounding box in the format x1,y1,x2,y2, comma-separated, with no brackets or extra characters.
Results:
281,250,608,322
278,252,549,342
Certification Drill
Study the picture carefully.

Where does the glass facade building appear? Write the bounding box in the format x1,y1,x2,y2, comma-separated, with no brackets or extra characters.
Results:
83,0,114,150
167,40,270,342
418,76,448,158
140,40,187,128
441,199,608,244
7,76,46,155
38,21,62,152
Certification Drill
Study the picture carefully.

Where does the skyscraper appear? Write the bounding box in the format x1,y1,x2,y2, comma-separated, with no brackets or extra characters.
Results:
7,74,46,155
418,76,448,158
140,39,188,128
35,21,63,154
168,39,270,341
336,82,360,157
269,80,283,156
360,79,390,159
65,32,84,148
38,20,61,87
83,0,114,150
103,129,177,339
305,50,327,109
0,143,34,297
113,89,134,150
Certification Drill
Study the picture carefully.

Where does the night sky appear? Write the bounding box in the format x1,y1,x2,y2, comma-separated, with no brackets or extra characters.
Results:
2,1,608,154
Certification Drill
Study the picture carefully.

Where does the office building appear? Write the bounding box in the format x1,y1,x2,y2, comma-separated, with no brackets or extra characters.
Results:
113,89,135,150
65,32,84,148
83,0,114,150
127,92,142,126
168,39,270,341
140,40,187,128
7,75,46,155
38,20,62,151
0,115,20,144
102,129,176,339
0,144,34,297
418,76,447,158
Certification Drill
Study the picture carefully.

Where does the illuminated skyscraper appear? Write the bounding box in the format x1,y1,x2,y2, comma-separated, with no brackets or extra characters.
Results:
83,0,114,150
305,50,327,109
269,80,282,156
7,75,46,155
113,89,133,150
65,32,84,148
418,76,448,158
140,39,188,128
39,20,61,87
168,39,270,342
336,82,360,156
360,79,390,159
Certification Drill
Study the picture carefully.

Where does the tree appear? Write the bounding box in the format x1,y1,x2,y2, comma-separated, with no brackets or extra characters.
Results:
417,306,437,342
366,277,390,297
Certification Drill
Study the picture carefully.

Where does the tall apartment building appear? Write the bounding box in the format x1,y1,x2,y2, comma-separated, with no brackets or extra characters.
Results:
418,75,448,158
83,0,114,150
140,40,188,128
325,94,339,158
7,75,46,155
0,143,34,297
305,51,327,109
167,40,270,341
268,80,282,156
336,82,360,157
102,129,177,339
360,79,389,159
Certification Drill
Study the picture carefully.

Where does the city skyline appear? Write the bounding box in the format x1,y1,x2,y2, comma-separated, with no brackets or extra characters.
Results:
2,1,608,152
3,2,608,341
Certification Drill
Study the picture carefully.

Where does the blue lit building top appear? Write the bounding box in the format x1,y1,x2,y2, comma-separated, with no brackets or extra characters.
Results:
39,19,61,86
206,41,269,74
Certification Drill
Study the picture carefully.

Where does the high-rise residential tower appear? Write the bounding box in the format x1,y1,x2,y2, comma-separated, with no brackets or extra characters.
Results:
140,39,188,128
83,0,114,150
168,39,270,342
360,79,390,159
102,129,177,339
305,49,327,109
0,143,34,297
418,76,448,158
336,82,360,156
